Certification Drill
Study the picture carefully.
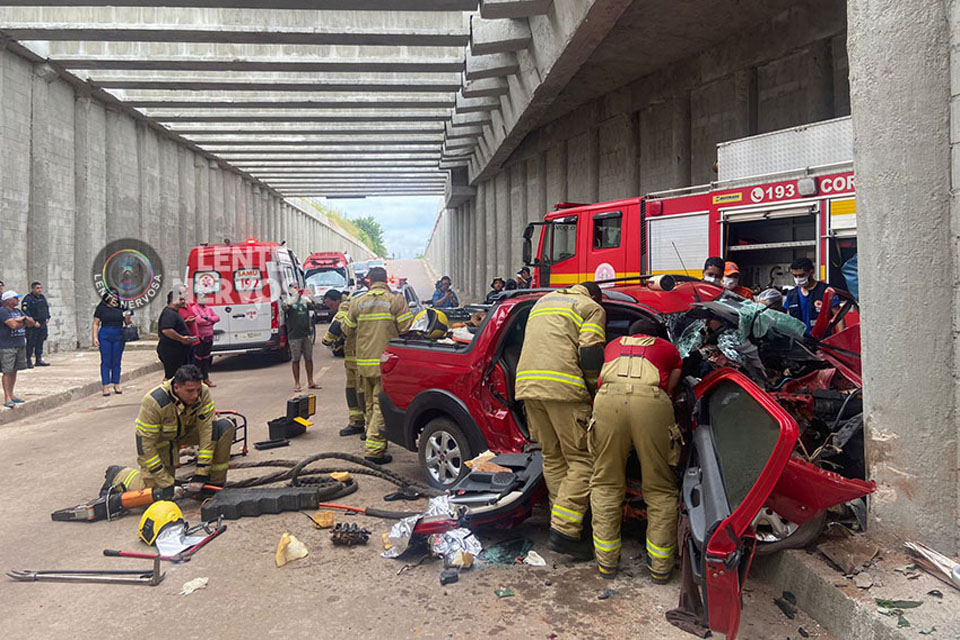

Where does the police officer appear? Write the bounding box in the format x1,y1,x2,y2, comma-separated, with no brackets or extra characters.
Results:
515,281,606,558
322,289,367,437
21,281,51,367
589,317,683,582
342,267,414,463
130,364,234,496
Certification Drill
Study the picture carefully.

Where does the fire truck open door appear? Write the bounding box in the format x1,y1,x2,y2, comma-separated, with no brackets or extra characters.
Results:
825,197,858,293
720,202,820,290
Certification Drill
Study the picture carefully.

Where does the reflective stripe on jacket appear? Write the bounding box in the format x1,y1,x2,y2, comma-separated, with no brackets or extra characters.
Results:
342,282,414,377
515,284,606,403
322,295,358,359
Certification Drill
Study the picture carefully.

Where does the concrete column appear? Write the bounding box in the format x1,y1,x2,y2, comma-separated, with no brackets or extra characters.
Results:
137,125,161,258
509,162,527,282
545,141,567,208
483,179,497,287
157,137,181,283
567,127,599,203
474,178,487,295
640,96,691,193
104,107,139,242
194,156,210,245
1,48,31,292
494,172,511,277
467,199,478,299
74,95,107,348
849,0,957,553
598,114,639,201
178,148,198,257
29,65,77,351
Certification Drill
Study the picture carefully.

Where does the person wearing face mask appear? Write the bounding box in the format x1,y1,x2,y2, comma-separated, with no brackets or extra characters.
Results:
784,257,839,333
721,262,754,299
701,257,724,285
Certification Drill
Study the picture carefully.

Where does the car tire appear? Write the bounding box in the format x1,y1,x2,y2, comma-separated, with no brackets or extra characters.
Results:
754,511,827,556
278,344,292,362
418,417,473,490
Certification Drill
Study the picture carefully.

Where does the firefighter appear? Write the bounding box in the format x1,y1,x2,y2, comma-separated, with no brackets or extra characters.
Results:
722,261,755,299
515,281,606,558
589,316,683,582
131,364,234,497
342,267,414,463
322,289,367,437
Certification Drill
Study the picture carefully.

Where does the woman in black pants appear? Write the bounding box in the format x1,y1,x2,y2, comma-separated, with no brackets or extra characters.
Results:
157,289,197,379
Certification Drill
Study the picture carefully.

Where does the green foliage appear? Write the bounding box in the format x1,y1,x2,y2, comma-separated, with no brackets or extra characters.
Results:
352,215,388,256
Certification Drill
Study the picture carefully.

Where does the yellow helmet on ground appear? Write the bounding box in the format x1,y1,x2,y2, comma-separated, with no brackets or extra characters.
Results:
138,500,183,545
410,308,450,340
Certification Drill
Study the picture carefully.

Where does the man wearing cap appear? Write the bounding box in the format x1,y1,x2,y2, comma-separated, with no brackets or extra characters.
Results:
1,291,39,408
485,277,506,304
721,262,754,299
516,267,532,289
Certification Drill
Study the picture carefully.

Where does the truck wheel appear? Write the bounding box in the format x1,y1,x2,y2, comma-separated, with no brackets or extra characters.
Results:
418,418,473,490
753,510,827,556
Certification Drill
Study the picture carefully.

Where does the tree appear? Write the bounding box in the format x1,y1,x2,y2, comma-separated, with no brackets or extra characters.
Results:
352,215,388,256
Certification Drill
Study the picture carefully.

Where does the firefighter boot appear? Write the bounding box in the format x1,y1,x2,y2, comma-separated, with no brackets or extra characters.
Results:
339,386,365,436
548,528,593,561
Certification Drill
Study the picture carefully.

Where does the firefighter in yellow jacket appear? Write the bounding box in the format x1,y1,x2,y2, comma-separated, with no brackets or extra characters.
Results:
515,282,606,558
322,289,366,437
129,364,234,497
589,317,683,582
342,267,414,463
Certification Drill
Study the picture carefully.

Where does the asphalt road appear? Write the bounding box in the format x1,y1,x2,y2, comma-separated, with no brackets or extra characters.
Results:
0,260,830,640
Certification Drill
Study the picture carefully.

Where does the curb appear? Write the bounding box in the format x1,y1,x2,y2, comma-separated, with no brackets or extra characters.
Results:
0,360,164,428
754,550,909,640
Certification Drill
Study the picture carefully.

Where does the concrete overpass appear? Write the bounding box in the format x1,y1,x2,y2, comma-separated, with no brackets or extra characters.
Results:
0,0,958,585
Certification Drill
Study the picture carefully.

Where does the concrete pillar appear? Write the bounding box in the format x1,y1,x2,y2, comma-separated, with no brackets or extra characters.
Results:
483,179,497,288
598,114,639,201
137,125,161,258
474,178,487,296
104,107,139,242
194,156,210,245
567,128,599,203
640,95,691,193
1,48,31,292
509,162,527,282
74,95,107,348
545,141,567,208
29,65,77,351
495,172,511,277
849,0,957,554
178,148,198,257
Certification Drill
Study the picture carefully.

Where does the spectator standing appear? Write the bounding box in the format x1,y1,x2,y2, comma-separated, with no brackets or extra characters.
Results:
93,292,133,396
178,294,198,364
282,284,318,393
485,277,506,304
184,293,220,387
431,275,459,309
516,267,532,289
1,291,37,408
21,281,51,367
157,289,197,380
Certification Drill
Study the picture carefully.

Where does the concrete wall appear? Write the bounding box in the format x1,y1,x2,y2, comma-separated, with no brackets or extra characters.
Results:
0,44,374,351
428,0,849,302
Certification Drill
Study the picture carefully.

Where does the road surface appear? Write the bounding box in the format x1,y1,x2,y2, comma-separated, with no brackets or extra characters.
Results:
0,261,829,639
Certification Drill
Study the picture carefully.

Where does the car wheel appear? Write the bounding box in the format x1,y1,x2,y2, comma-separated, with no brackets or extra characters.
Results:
418,417,473,490
753,509,827,556
278,344,292,362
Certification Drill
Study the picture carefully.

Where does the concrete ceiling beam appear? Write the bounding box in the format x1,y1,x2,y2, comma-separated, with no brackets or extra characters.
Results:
451,111,492,127
166,124,446,135
216,149,442,157
443,138,478,150
52,56,465,73
464,49,518,80
444,123,483,139
150,113,452,123
438,159,470,169
129,99,455,109
479,0,553,19
96,79,463,92
470,15,532,55
460,75,508,98
231,161,441,168
454,93,499,113
1,25,469,47
0,1,477,9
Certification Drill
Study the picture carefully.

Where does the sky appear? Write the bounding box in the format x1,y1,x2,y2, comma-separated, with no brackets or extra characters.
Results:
317,196,442,259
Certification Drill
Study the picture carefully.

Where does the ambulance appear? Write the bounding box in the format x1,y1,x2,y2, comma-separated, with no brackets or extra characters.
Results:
524,117,858,293
185,239,306,359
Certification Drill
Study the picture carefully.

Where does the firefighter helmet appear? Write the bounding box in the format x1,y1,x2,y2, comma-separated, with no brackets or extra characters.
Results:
138,500,183,546
410,308,450,340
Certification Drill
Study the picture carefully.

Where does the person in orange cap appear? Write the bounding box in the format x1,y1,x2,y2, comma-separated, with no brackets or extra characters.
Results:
722,262,754,299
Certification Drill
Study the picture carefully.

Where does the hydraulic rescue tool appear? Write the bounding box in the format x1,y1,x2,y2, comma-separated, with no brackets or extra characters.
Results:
51,483,221,522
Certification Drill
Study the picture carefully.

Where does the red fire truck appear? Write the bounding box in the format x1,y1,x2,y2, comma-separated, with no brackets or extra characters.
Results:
523,118,857,292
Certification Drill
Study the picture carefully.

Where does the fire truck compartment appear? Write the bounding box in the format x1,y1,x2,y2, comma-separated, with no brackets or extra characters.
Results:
722,205,818,289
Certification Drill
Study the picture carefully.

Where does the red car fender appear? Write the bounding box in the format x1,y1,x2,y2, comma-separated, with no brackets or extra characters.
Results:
766,457,875,524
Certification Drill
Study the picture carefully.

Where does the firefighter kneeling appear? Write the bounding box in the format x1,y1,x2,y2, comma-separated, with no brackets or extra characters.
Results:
589,317,684,583
103,364,234,497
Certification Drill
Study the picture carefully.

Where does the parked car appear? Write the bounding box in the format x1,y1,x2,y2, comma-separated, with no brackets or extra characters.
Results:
380,280,874,639
185,240,307,361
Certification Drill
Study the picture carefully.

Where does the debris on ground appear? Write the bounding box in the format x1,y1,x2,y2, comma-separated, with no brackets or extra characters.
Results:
275,532,309,567
179,577,208,596
306,510,335,529
774,591,798,619
381,532,392,551
493,587,515,598
429,528,482,567
382,495,459,559
330,523,370,546
853,572,877,589
523,550,546,567
927,589,943,599
816,537,880,575
439,568,459,585
875,598,922,628
481,537,534,565
598,589,619,600
904,541,960,591
918,626,936,635
465,450,496,469
797,626,809,638
397,555,431,576
446,551,474,570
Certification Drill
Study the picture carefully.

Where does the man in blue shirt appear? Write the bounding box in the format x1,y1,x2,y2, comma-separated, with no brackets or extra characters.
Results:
431,275,459,309
783,257,838,334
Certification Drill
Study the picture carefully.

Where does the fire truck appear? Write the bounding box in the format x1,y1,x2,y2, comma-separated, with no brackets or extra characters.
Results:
523,117,857,292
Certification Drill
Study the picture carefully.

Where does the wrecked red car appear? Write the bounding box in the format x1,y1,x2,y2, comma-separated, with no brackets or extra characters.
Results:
379,280,874,637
